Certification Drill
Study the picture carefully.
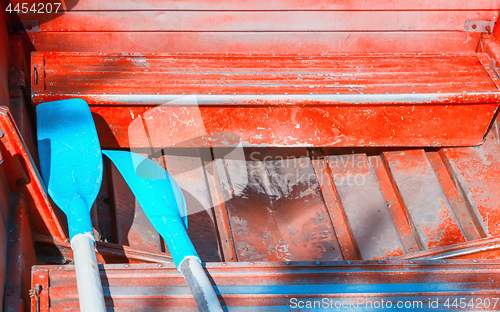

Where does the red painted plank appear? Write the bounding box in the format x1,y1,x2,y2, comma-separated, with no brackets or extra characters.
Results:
326,154,405,260
35,53,497,95
311,153,359,260
384,150,467,249
32,260,500,311
28,32,482,54
0,108,67,243
368,155,421,254
30,52,500,147
441,123,500,238
13,0,500,10
78,103,497,148
205,159,238,262
426,151,484,240
17,11,499,32
221,149,343,262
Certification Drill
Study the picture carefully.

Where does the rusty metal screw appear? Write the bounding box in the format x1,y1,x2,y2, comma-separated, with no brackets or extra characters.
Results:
486,25,492,33
472,24,477,29
242,247,249,252
329,246,335,251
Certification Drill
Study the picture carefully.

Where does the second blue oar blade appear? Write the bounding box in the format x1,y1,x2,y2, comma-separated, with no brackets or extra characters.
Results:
102,150,191,265
102,150,223,311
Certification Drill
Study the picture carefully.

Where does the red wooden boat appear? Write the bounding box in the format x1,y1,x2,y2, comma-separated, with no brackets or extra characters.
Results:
2,1,500,310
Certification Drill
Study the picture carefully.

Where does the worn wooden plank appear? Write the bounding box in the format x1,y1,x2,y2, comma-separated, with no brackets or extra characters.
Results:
311,151,359,260
326,154,405,260
161,148,223,262
222,148,343,262
81,103,497,148
368,155,422,254
426,151,484,240
440,124,500,238
384,149,467,249
37,53,498,95
35,261,500,311
28,32,482,54
17,11,499,32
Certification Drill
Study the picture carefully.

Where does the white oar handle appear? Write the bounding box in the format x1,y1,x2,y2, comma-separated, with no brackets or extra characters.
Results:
179,257,223,312
71,233,107,312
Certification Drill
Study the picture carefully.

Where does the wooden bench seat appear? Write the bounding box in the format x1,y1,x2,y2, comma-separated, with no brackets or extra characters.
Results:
31,51,500,148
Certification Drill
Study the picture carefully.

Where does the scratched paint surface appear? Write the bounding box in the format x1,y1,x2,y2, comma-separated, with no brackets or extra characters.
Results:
384,150,467,249
441,124,500,237
31,52,500,147
222,148,342,261
31,261,500,311
326,154,405,260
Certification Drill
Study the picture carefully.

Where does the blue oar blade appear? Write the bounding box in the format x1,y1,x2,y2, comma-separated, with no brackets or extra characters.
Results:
103,150,188,227
36,99,103,238
102,150,194,266
37,99,103,213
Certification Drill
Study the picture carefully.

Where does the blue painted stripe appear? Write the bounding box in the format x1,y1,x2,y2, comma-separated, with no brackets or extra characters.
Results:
103,282,498,296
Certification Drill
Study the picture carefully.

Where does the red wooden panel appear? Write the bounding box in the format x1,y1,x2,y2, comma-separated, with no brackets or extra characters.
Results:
368,155,421,254
37,53,497,95
205,159,238,262
0,107,67,242
384,150,467,249
32,260,500,311
34,53,497,95
13,0,500,10
17,11,499,32
426,151,484,240
441,123,500,238
162,150,223,262
325,154,405,260
311,154,359,260
220,149,343,262
30,52,500,147
395,236,500,260
80,103,497,148
28,32,483,54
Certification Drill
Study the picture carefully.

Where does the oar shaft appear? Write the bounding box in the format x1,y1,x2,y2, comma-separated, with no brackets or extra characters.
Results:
179,257,223,312
71,233,107,312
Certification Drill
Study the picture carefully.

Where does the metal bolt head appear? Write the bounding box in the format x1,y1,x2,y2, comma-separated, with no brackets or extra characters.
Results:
16,179,27,188
242,247,249,252
0,130,4,138
329,246,335,251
